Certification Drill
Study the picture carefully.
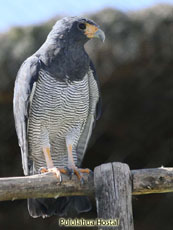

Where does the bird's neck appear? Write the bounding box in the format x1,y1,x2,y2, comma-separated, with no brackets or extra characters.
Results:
38,39,90,82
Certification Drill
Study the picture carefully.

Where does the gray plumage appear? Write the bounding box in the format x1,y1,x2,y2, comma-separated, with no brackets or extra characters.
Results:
13,16,104,218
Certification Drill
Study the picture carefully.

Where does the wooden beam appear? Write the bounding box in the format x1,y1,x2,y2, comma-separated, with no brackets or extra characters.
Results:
0,172,94,201
132,167,173,195
94,163,134,230
0,165,173,201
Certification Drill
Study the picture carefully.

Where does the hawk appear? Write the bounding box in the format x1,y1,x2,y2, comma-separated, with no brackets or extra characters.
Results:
13,16,105,218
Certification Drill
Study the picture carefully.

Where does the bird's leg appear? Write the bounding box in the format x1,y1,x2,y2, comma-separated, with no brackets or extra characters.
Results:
67,144,76,171
43,147,54,168
40,147,67,182
67,143,92,183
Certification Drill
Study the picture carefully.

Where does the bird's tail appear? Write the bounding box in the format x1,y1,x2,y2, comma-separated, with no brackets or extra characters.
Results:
27,196,92,218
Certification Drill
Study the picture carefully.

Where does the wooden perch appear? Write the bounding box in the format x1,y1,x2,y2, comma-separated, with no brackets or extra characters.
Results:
0,172,94,201
0,164,173,201
132,167,173,195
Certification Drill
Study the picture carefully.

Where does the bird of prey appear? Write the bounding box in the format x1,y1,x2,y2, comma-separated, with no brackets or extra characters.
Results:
13,16,105,218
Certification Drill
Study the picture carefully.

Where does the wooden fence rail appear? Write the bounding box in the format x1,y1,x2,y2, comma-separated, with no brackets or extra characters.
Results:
1,162,173,229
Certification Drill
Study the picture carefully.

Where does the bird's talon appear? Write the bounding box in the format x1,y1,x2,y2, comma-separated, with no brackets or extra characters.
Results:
74,168,92,183
64,166,74,179
79,168,92,174
38,167,48,174
59,175,62,183
39,167,61,182
80,177,84,185
49,168,61,181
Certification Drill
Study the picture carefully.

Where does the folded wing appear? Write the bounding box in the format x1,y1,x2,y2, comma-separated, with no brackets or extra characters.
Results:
13,56,40,175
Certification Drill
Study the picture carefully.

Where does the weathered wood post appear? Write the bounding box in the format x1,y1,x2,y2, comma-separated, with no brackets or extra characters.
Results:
94,162,134,230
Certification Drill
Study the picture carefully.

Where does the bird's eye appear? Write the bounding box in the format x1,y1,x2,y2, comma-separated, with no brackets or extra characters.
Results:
78,23,86,30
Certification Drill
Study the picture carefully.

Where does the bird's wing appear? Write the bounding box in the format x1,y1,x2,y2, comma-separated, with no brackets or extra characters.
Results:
13,56,40,175
76,61,101,166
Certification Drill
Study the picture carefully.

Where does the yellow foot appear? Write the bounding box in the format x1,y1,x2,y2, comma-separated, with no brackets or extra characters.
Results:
64,167,92,184
74,168,92,183
39,167,92,183
39,167,62,182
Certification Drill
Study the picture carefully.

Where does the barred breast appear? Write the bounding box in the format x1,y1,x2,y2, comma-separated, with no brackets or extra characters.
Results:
28,68,90,172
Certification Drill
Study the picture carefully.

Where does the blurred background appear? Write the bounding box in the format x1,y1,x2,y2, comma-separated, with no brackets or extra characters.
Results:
1,0,173,229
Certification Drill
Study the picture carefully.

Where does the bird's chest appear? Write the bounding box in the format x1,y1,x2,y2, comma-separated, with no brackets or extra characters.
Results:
31,70,90,123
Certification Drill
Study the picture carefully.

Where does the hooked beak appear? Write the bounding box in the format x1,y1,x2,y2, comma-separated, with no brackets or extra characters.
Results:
93,28,105,42
84,23,105,42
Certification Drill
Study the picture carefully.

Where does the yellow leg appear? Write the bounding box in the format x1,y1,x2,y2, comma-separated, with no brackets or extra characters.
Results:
42,147,61,180
41,145,91,182
43,147,54,168
67,144,76,168
67,143,91,181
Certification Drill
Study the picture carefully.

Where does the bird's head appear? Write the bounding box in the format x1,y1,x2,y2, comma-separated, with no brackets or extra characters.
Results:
48,16,105,45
